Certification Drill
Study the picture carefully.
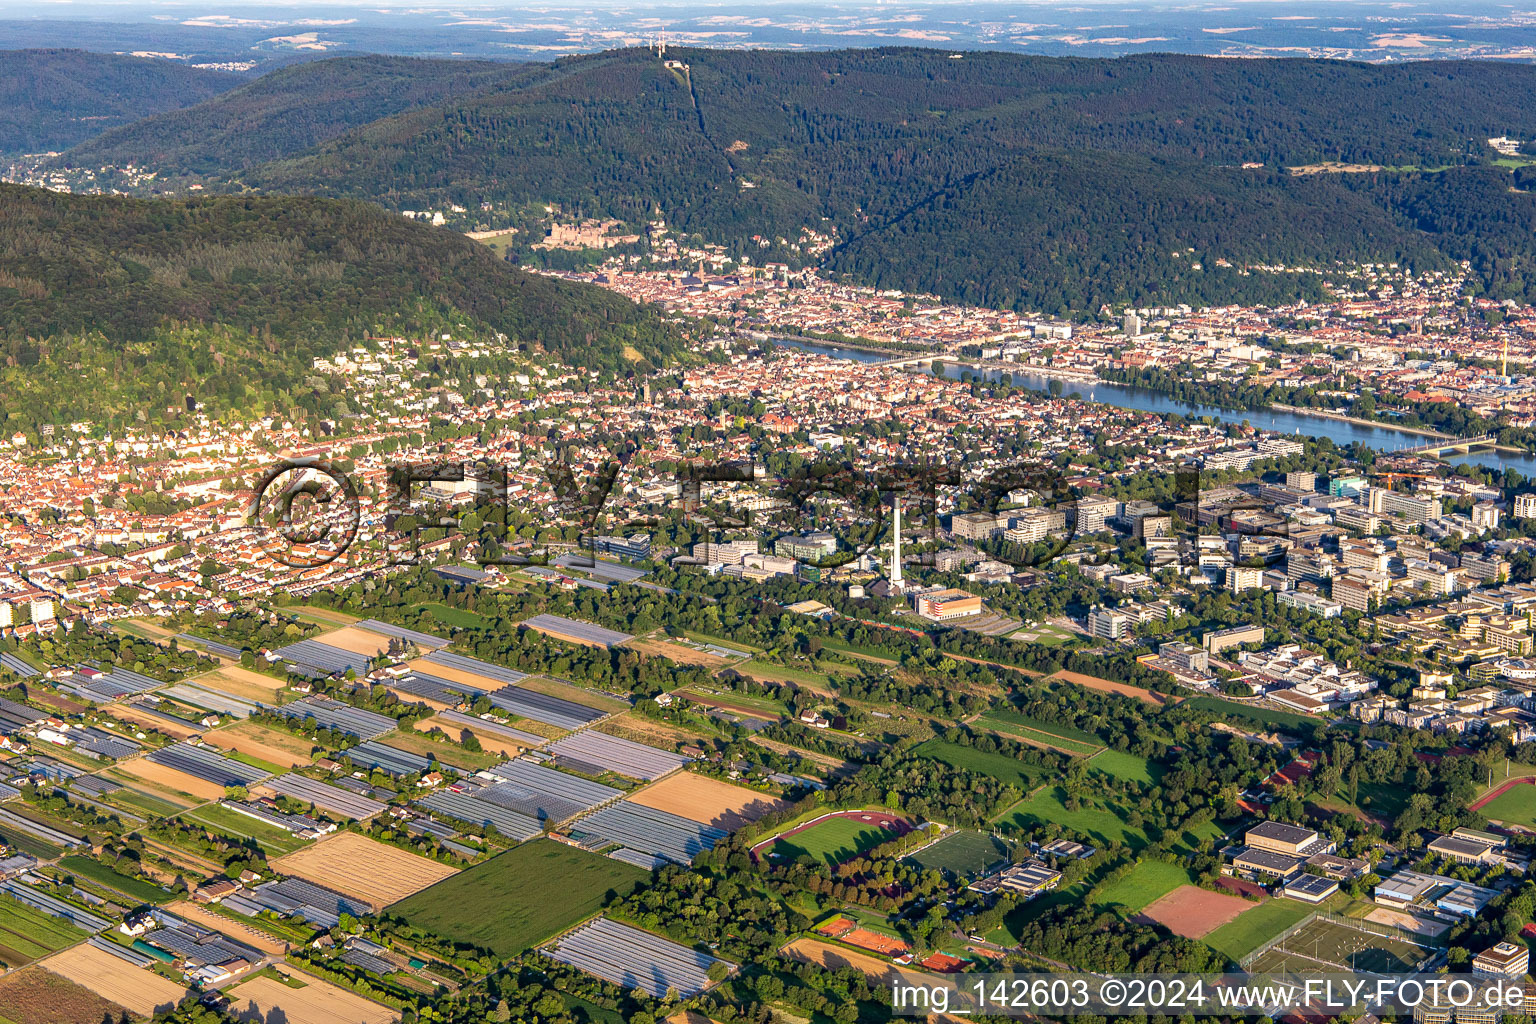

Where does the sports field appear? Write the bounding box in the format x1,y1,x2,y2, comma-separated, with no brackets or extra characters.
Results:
1202,897,1322,961
1092,860,1192,914
1477,780,1536,828
391,838,647,957
1134,885,1252,938
760,811,910,867
1242,915,1436,974
912,738,1051,790
905,830,1010,878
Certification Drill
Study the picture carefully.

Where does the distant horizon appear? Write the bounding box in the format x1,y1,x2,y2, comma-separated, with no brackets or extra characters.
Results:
0,0,1530,67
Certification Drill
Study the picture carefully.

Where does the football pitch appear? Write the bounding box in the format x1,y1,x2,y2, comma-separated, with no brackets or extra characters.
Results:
905,830,1010,878
1243,916,1437,974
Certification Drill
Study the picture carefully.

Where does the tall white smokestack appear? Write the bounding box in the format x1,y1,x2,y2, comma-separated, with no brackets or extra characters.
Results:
890,493,903,589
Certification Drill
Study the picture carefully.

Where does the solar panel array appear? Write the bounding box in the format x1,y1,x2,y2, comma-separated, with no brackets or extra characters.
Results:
415,790,543,841
551,555,649,583
483,759,620,822
547,732,688,781
0,653,38,677
271,639,373,677
608,847,668,871
422,651,528,686
281,696,396,740
523,614,633,648
148,742,270,787
57,668,163,704
71,727,141,760
176,633,243,659
157,684,262,719
545,917,727,998
433,709,546,747
387,671,484,705
145,919,264,968
572,802,727,865
487,685,604,731
0,807,85,847
345,740,431,777
357,619,448,649
4,880,110,930
245,876,371,929
342,948,396,975
0,696,45,735
264,773,386,820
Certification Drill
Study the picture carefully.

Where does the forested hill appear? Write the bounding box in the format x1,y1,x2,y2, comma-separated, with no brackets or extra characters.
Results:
0,185,683,429
209,47,1536,311
0,49,241,155
62,55,525,176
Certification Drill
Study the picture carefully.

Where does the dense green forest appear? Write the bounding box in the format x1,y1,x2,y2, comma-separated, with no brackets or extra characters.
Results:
0,49,240,154
128,46,1534,309
0,185,683,428
62,55,525,176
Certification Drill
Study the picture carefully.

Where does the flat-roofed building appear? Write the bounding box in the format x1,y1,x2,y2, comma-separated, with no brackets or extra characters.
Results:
1204,624,1265,654
1246,821,1333,857
1473,941,1529,978
1228,846,1304,881
1282,874,1339,903
1428,834,1500,865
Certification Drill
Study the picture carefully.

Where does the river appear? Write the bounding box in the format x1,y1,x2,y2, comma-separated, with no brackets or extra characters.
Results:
773,338,1536,476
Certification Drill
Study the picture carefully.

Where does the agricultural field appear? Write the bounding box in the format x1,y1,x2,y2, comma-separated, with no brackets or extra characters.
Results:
1049,670,1163,705
0,895,85,968
904,829,1009,878
1092,860,1193,914
41,942,189,1016
994,787,1150,850
912,738,1051,790
179,803,312,857
204,720,318,769
227,964,398,1024
1184,697,1318,733
371,725,506,772
270,832,458,910
780,938,945,991
288,605,361,628
57,855,175,904
110,704,203,741
167,900,290,956
195,666,287,703
515,675,629,712
0,966,130,1024
111,757,228,803
0,822,65,861
408,602,492,629
315,626,393,657
1087,749,1163,786
759,810,910,867
975,709,1102,755
391,838,647,958
1133,885,1254,939
628,772,791,831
